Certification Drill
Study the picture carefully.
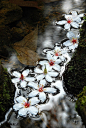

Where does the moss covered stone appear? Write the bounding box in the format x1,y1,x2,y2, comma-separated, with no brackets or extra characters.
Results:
76,86,86,126
0,63,15,121
63,16,86,96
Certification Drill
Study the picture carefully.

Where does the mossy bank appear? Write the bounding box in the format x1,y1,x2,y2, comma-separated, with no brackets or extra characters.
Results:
0,63,15,122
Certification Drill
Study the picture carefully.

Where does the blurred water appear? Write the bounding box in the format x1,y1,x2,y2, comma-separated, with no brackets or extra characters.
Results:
0,0,86,128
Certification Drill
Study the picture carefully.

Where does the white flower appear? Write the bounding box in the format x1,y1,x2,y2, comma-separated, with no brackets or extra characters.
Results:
70,11,84,23
43,45,67,63
34,64,59,82
13,96,40,117
11,69,35,88
28,79,57,102
56,11,82,30
39,53,61,72
63,31,79,50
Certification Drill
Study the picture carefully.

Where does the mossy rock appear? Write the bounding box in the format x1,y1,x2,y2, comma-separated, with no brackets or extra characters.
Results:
0,1,22,26
76,86,86,126
63,17,86,96
0,63,15,121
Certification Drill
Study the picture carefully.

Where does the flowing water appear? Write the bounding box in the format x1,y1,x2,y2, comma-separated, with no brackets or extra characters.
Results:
0,0,86,128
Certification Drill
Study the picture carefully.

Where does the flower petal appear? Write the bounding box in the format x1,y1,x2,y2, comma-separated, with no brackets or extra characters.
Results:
71,22,79,28
39,60,48,65
22,69,29,77
78,14,84,17
55,59,62,64
65,14,72,19
28,82,38,89
34,68,43,73
44,87,56,93
57,20,67,25
20,80,27,88
29,97,40,105
18,108,28,117
54,46,61,52
59,56,65,61
45,74,52,82
27,106,38,115
74,17,81,23
48,72,59,77
69,43,78,50
64,23,70,30
40,79,46,86
71,11,77,16
47,53,53,60
11,78,20,83
25,77,35,82
28,90,39,97
53,64,60,71
67,31,76,39
13,103,24,111
36,74,45,81
12,71,21,78
63,40,72,46
39,92,46,102
16,96,27,103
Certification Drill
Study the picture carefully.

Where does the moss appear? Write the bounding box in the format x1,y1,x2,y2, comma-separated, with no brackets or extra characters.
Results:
0,63,15,121
76,86,86,126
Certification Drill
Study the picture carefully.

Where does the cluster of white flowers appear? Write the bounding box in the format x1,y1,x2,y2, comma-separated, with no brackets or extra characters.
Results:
11,10,84,118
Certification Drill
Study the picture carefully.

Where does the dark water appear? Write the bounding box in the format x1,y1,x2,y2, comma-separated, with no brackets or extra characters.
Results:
0,0,86,128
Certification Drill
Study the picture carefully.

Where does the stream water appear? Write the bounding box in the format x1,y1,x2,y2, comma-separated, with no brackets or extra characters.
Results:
0,0,86,128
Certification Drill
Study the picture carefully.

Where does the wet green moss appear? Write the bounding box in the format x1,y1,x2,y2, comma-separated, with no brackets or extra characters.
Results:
63,16,86,96
0,64,15,121
76,86,86,126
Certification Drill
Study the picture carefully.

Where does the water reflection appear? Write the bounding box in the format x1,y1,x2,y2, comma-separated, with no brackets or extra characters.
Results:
61,0,73,13
61,0,85,13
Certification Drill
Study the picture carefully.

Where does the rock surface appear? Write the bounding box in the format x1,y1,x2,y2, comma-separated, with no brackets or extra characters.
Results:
0,1,22,26
63,17,86,96
0,63,15,122
76,86,86,127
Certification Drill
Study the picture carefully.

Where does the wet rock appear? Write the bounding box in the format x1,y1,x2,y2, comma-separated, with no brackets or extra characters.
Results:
0,0,22,26
20,117,42,128
0,26,11,46
76,86,86,127
0,63,15,122
63,17,86,96
10,20,34,43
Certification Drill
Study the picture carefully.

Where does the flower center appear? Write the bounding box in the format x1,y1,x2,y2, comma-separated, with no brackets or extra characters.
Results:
20,74,24,80
43,65,47,75
38,87,43,92
72,38,77,44
67,19,72,24
49,60,55,66
55,52,59,56
24,102,30,108
55,50,59,56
